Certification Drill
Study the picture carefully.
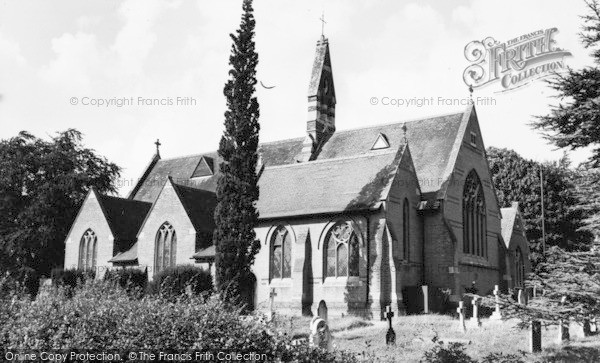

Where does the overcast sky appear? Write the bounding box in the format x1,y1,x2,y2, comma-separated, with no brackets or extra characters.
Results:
0,0,595,196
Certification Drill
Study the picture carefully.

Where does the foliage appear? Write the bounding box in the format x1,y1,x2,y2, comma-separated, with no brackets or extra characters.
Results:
104,268,148,297
531,0,600,168
572,167,600,240
421,342,476,363
487,147,593,265
149,265,213,299
476,247,600,326
0,282,355,362
50,268,96,294
479,352,525,363
0,129,120,276
0,267,39,299
213,0,261,306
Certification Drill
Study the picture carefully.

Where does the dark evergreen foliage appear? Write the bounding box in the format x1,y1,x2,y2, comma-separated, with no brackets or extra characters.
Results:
487,147,593,265
0,129,120,276
150,265,213,300
213,0,261,306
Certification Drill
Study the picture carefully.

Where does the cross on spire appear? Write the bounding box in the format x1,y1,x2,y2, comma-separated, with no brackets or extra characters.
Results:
154,139,161,155
320,11,327,37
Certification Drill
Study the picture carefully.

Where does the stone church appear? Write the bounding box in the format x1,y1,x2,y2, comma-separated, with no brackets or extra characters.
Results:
63,36,530,318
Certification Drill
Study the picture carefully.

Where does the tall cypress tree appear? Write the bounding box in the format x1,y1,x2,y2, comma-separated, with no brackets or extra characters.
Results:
213,0,261,306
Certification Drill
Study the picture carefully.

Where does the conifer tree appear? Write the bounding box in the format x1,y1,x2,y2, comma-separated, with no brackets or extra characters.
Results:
532,0,600,167
213,0,261,306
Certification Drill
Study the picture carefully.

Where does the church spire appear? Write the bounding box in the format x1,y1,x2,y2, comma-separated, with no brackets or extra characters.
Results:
298,36,336,162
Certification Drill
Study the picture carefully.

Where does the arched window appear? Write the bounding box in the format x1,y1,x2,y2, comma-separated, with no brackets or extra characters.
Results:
78,229,97,270
270,226,292,279
155,222,177,273
515,247,525,288
324,222,360,278
462,170,486,257
403,198,410,260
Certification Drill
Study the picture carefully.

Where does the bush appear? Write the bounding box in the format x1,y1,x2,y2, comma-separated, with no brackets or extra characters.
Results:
0,282,356,362
50,268,95,296
104,268,147,296
422,342,477,363
150,265,213,299
0,267,39,299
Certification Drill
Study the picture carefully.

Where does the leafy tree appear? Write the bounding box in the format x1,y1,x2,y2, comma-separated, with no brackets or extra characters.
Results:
0,129,120,276
487,147,593,265
532,0,600,167
213,0,261,306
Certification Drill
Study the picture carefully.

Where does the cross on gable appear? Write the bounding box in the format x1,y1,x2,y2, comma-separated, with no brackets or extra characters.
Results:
154,139,161,154
270,289,277,299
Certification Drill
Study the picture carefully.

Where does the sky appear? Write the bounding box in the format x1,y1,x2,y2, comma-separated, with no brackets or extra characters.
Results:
0,0,596,197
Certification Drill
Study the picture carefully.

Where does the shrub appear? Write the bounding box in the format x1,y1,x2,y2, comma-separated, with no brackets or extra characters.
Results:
422,342,477,363
104,268,147,296
0,282,355,362
50,268,95,296
0,267,39,299
150,265,213,299
480,352,526,363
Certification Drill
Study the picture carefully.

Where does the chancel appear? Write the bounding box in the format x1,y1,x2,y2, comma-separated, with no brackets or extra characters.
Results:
63,35,531,319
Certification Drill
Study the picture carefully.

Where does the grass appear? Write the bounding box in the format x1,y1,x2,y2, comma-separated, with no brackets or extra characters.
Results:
273,313,600,362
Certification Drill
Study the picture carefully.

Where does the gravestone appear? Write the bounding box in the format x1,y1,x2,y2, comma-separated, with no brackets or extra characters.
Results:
517,289,525,305
317,300,328,321
557,296,569,344
490,285,502,320
422,285,429,314
591,317,598,334
309,316,333,351
529,320,542,353
385,305,396,345
456,301,466,332
470,296,481,327
268,288,277,321
583,319,592,337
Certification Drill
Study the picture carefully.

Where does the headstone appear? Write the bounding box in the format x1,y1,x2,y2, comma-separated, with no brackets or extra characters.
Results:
529,320,542,353
591,317,598,334
385,305,396,345
517,289,524,305
490,285,502,320
317,300,328,321
470,296,481,327
268,288,277,321
456,301,466,332
309,317,333,351
557,320,570,343
422,285,429,314
583,319,592,337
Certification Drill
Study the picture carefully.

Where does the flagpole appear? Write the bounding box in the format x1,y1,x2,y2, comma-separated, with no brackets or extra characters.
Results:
540,165,546,254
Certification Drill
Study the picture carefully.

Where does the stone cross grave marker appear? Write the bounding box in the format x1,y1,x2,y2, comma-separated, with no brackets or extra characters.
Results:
457,301,466,332
470,296,482,327
269,288,277,321
529,320,542,353
517,289,524,305
385,305,396,345
490,285,502,320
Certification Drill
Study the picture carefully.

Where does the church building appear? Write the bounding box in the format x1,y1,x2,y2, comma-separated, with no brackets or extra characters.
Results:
63,36,530,318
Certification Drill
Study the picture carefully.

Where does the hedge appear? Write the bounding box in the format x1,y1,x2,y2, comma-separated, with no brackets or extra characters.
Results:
149,265,213,299
0,267,39,299
104,268,147,296
0,282,357,362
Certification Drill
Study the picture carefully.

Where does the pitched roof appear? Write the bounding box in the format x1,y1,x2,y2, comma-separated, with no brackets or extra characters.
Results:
129,109,468,205
170,179,217,233
108,242,138,263
501,202,519,248
192,245,215,261
96,192,152,242
256,147,405,219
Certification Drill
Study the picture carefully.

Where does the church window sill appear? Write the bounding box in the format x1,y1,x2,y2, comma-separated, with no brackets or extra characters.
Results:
322,277,364,287
269,278,292,287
